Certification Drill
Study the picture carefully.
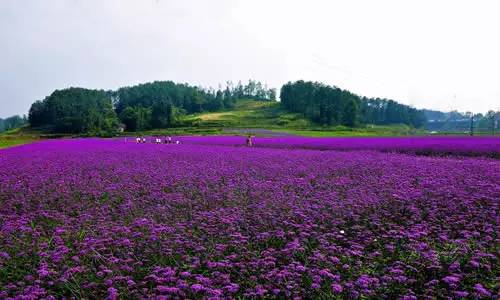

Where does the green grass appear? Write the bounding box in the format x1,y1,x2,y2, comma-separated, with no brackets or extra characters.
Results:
0,128,38,149
4,100,436,141
172,100,425,137
180,99,311,129
118,127,224,137
276,125,426,137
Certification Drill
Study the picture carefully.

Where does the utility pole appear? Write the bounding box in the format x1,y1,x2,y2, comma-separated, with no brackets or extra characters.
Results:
470,113,474,136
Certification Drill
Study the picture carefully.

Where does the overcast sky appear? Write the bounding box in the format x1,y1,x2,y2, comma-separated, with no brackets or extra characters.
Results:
1,0,499,118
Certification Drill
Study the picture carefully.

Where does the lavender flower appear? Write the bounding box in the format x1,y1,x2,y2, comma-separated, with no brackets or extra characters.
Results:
0,137,497,298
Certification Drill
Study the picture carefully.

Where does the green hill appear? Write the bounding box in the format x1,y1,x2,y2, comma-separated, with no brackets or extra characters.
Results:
179,99,310,128
1,100,425,149
135,99,424,137
0,128,39,149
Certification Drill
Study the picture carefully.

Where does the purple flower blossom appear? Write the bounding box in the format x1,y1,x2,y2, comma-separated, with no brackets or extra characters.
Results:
442,275,461,285
126,279,135,287
473,283,491,297
0,137,497,298
157,286,179,294
453,291,469,298
0,252,10,260
224,283,239,293
191,283,204,293
331,283,343,294
106,287,118,300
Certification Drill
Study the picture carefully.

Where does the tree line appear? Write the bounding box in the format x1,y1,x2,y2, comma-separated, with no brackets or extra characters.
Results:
29,88,119,135
280,81,426,127
114,80,276,131
423,109,499,133
27,79,440,135
29,80,276,134
0,115,28,133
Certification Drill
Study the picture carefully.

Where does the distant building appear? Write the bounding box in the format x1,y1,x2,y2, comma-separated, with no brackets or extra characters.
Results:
118,124,126,133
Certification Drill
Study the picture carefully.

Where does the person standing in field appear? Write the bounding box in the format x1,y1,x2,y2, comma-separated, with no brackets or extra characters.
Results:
246,135,253,147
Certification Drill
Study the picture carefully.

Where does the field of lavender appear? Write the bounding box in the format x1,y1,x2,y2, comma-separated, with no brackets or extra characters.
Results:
0,137,498,299
178,136,500,158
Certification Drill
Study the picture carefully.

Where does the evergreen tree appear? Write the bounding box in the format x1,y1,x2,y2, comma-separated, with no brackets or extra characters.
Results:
342,98,359,127
280,80,427,128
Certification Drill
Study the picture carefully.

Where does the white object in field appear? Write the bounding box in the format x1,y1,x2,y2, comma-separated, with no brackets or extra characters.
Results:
142,138,146,143
136,137,141,143
176,141,180,144
339,230,345,234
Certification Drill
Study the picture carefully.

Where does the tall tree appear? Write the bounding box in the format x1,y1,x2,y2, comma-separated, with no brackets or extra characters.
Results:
280,80,427,128
151,98,174,128
342,98,359,127
28,88,119,134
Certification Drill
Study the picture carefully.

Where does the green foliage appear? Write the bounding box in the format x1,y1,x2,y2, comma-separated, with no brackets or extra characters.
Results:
180,100,310,129
119,107,139,132
0,115,27,133
280,80,427,128
136,107,152,131
119,106,153,132
113,80,275,120
342,98,359,127
424,109,499,134
277,124,425,137
0,128,37,149
107,80,276,132
28,88,120,135
28,100,47,127
0,138,33,149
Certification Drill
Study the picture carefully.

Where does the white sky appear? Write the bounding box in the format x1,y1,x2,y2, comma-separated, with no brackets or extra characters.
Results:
1,0,499,118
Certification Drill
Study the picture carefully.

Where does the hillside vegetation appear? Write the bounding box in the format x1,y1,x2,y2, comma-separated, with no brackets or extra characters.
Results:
0,115,27,133
130,99,424,137
0,128,38,149
179,100,310,128
26,79,433,137
16,79,498,142
29,80,276,135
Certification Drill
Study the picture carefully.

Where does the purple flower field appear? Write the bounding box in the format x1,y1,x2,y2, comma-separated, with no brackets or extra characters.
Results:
0,137,499,299
176,136,500,158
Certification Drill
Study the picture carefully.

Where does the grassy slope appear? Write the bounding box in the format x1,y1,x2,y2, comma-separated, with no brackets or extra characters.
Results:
180,100,311,129
174,100,423,137
0,128,39,149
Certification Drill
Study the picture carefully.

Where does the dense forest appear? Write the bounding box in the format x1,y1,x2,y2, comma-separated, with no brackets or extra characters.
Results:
114,80,276,131
29,80,276,134
280,81,426,127
26,79,497,135
0,115,27,133
28,88,119,135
